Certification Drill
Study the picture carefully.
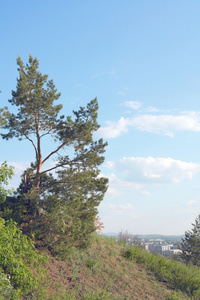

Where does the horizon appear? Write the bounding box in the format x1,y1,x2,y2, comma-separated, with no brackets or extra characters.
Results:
102,232,184,238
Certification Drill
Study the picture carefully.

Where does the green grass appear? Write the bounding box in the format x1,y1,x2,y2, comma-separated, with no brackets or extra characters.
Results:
123,245,200,299
18,234,191,300
17,234,197,299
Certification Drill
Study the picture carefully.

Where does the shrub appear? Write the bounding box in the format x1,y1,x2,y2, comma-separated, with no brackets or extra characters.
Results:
0,217,47,299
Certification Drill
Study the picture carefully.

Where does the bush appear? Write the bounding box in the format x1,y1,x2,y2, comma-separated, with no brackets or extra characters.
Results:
0,217,47,299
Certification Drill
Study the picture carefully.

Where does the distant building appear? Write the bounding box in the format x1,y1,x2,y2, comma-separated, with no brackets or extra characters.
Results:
145,242,181,257
162,249,182,257
147,243,172,254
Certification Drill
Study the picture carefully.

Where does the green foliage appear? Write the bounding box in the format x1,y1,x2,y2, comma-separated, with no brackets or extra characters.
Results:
0,217,47,299
0,268,17,300
124,245,200,298
3,166,108,258
82,289,111,300
0,91,10,129
179,214,200,266
0,161,47,299
0,107,10,129
2,54,62,141
164,291,187,300
0,162,14,206
85,258,98,270
43,168,108,257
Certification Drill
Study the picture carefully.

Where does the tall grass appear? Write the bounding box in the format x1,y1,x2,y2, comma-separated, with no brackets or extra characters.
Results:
123,246,200,298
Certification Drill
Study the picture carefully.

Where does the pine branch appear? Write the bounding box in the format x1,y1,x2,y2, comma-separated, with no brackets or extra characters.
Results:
42,141,67,165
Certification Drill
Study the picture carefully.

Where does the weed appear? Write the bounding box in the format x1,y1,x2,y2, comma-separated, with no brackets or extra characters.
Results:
85,258,98,270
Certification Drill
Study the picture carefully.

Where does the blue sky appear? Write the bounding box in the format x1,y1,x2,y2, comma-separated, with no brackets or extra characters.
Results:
1,0,200,235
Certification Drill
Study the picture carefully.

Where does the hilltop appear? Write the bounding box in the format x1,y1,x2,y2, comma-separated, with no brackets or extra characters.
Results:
26,234,191,300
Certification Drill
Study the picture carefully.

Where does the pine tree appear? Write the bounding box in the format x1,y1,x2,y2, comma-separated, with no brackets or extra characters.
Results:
179,215,200,266
1,55,108,254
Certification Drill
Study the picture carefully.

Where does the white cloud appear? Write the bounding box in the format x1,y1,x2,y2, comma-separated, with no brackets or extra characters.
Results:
106,157,200,184
119,203,135,210
106,173,149,197
186,199,198,206
186,197,200,207
131,112,200,137
97,111,200,138
101,203,135,211
123,101,142,110
145,106,172,113
117,90,126,96
99,202,139,218
97,117,129,138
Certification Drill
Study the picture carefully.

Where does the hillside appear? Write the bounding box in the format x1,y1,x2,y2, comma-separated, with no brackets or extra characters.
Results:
27,234,190,300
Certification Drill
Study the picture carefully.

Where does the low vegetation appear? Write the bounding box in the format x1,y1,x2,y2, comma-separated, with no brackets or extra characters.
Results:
0,215,198,299
21,234,184,299
124,244,200,299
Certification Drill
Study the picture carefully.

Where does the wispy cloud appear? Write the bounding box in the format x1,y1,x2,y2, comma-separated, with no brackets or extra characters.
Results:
117,91,126,96
106,157,200,184
91,67,117,79
186,197,200,207
99,202,139,218
100,203,135,211
106,173,149,197
123,101,142,110
117,87,129,96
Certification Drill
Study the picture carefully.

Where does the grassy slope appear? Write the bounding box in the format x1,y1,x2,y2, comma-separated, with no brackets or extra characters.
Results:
32,234,189,300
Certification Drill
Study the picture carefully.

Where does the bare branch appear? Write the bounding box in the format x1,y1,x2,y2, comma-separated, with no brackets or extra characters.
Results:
24,134,38,158
40,127,55,138
40,163,67,175
40,158,82,175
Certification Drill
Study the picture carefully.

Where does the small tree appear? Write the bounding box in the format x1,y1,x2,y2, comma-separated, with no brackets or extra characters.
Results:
118,229,131,242
95,215,104,234
179,215,200,266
